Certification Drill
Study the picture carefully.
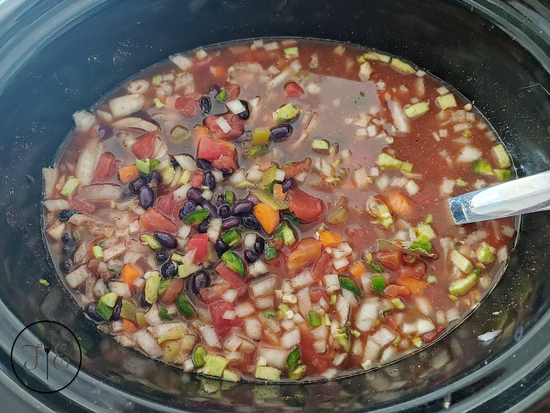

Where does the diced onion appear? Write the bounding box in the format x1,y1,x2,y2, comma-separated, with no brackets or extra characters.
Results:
244,318,262,341
215,116,232,133
229,169,246,186
291,269,314,289
198,324,221,349
109,94,144,118
371,327,397,347
226,99,246,114
43,199,69,212
65,265,91,289
73,110,96,131
257,347,287,369
251,275,277,298
136,332,163,358
313,340,326,353
222,289,238,303
333,353,347,366
296,287,312,318
416,318,436,335
281,329,301,349
235,301,255,318
222,310,237,320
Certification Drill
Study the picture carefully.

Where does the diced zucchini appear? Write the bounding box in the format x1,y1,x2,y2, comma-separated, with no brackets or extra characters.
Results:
472,159,494,176
435,93,458,110
493,169,513,182
178,263,200,278
262,166,278,186
60,177,80,196
158,307,172,321
273,103,300,124
404,101,430,118
274,221,296,246
287,346,301,371
171,253,183,263
255,366,281,381
400,162,413,174
491,144,511,168
284,47,299,58
140,234,162,250
222,369,240,382
334,327,351,352
450,250,474,274
390,58,416,74
392,298,405,310
476,242,495,264
417,224,436,240
120,300,136,321
96,292,118,320
145,276,162,304
183,209,210,225
449,272,478,296
136,158,160,176
264,242,277,260
203,354,230,377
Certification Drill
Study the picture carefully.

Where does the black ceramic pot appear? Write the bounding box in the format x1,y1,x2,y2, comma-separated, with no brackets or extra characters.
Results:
1,0,550,411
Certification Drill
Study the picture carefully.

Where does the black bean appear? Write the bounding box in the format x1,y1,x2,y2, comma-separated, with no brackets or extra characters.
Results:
96,124,112,139
58,209,79,222
231,200,253,216
139,186,155,209
245,194,260,205
61,232,72,244
242,214,262,231
59,260,72,274
156,251,169,263
85,302,103,322
191,270,211,295
200,97,212,115
179,200,197,220
111,298,122,321
139,293,151,309
161,261,178,278
203,171,216,191
218,204,230,219
196,158,214,172
202,201,218,218
215,238,229,257
149,170,162,187
243,249,259,264
209,84,221,96
270,124,293,141
254,236,265,255
222,216,240,230
186,187,205,205
216,194,226,206
220,168,233,177
237,100,250,120
235,130,252,143
62,240,77,257
129,175,147,194
282,177,295,193
197,219,210,234
154,231,178,249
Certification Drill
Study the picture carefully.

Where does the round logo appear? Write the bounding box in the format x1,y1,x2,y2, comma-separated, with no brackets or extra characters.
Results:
11,320,82,393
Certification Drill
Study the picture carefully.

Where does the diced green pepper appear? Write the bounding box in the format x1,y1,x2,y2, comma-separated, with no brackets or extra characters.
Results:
249,188,289,210
60,177,80,196
264,243,277,260
145,276,162,304
203,354,229,377
308,311,321,327
273,103,300,123
404,101,430,118
450,250,474,274
287,346,301,371
39,279,50,287
221,250,245,277
435,94,457,110
216,89,228,102
136,158,160,176
244,143,270,160
376,153,403,169
274,221,296,246
456,178,468,186
183,209,210,225
221,228,241,248
449,272,478,296
288,365,306,380
334,326,351,352
472,159,494,176
371,276,386,295
252,127,270,145
339,277,362,297
175,293,195,318
491,144,511,169
278,304,290,319
263,310,278,318
225,189,235,206
370,201,394,229
158,307,172,321
193,346,207,367
391,298,405,310
140,234,162,250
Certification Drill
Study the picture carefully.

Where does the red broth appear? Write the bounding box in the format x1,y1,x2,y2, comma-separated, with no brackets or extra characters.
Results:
42,38,516,382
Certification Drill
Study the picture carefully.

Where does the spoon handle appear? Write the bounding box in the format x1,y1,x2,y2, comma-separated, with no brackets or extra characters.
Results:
448,170,550,224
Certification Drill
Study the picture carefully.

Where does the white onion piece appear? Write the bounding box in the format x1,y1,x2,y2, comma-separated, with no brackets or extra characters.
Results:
336,295,350,324
281,329,301,349
416,319,436,335
77,184,122,201
173,154,196,171
73,110,96,131
311,325,328,340
222,310,237,320
251,275,277,298
136,332,163,358
198,324,221,349
257,347,287,369
333,353,347,366
296,287,312,318
244,318,262,341
215,116,232,133
42,168,57,199
291,269,314,289
108,282,132,299
169,54,192,71
234,62,264,72
313,340,326,353
112,117,158,132
229,169,246,186
76,140,101,186
109,94,144,118
65,265,92,289
144,304,163,326
355,299,380,332
363,338,381,363
43,199,69,212
478,329,502,343
235,301,255,318
226,99,246,114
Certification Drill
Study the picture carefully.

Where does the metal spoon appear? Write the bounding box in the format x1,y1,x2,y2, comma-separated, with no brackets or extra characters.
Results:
449,171,550,225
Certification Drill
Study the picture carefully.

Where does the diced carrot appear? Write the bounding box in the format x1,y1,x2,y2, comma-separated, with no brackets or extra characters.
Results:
384,284,412,298
396,277,427,296
121,263,142,284
273,184,285,200
209,66,225,77
123,319,138,333
118,165,139,184
318,230,344,248
349,262,367,279
385,191,416,219
253,203,280,235
192,125,209,144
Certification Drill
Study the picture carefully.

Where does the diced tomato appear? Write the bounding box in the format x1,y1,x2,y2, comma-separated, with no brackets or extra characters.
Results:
200,281,230,304
131,132,158,159
197,137,237,160
300,331,328,374
384,284,411,299
396,259,427,280
287,189,324,222
156,193,174,216
187,233,209,265
211,155,239,172
384,316,399,332
373,249,404,271
421,326,445,343
175,96,199,117
209,300,242,337
204,114,244,140
215,262,248,296
345,224,377,252
312,251,331,282
172,200,185,222
310,288,328,303
139,208,178,234
159,278,184,305
377,90,392,123
226,84,240,100
286,238,323,273
93,152,118,182
284,81,305,98
282,157,311,178
190,170,204,188
68,194,95,214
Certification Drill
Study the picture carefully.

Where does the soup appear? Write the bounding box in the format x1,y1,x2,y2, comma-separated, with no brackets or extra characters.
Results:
42,38,516,382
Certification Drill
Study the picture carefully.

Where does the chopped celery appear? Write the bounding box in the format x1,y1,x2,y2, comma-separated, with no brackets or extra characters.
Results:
175,293,195,318
376,153,402,169
330,295,337,305
225,189,236,206
193,346,207,367
153,98,164,108
426,213,434,224
400,162,413,174
435,93,457,110
412,337,423,348
370,262,385,274
493,169,513,182
274,221,296,246
273,103,300,123
472,159,494,176
221,228,241,248
339,277,362,297
252,127,270,145
255,366,281,381
249,188,289,210
183,209,210,225
171,253,183,262
392,298,405,310
140,234,162,250
60,177,80,196
145,276,162,304
450,250,474,274
203,354,229,377
417,224,436,240
491,144,511,168
152,74,162,85
262,166,278,186
308,311,321,327
221,251,245,277
410,235,432,253
245,143,270,160
284,47,299,58
287,346,301,371
371,276,386,294
390,58,416,74
456,178,468,187
404,101,430,118
92,245,103,260
449,272,478,296
476,242,495,264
